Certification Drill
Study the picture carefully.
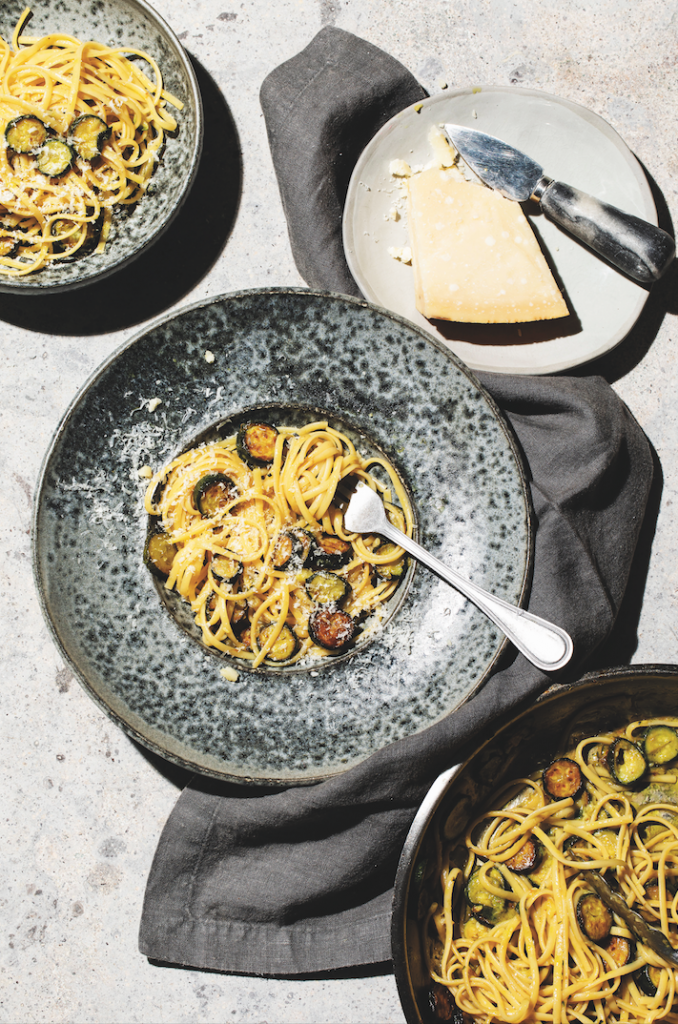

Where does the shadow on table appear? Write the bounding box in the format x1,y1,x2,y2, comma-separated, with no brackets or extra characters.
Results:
133,741,195,791
586,442,663,669
0,53,241,336
572,164,677,384
146,955,394,980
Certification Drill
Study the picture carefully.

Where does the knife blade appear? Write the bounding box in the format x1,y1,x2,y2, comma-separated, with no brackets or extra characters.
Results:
443,124,675,286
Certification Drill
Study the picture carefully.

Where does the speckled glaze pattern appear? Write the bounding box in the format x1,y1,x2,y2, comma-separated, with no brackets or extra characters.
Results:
33,289,533,784
0,0,202,294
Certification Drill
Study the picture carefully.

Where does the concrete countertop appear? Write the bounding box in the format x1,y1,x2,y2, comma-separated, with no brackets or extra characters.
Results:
2,1,676,1021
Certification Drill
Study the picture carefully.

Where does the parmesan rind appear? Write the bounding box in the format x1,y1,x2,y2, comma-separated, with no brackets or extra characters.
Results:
407,169,568,324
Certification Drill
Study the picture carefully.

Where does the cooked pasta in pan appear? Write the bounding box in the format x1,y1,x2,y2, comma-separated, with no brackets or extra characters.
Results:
144,419,413,668
421,718,678,1023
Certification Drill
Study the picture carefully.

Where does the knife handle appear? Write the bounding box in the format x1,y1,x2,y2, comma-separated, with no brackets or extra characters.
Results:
536,178,675,285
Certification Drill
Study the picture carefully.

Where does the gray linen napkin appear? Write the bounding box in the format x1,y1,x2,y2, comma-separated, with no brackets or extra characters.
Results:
259,26,426,297
138,29,655,976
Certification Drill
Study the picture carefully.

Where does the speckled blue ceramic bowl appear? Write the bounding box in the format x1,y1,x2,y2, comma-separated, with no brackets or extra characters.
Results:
33,289,533,785
0,0,202,293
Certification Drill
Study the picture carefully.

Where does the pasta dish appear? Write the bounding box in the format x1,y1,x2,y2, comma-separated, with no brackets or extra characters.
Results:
420,718,678,1023
144,419,413,668
0,7,181,275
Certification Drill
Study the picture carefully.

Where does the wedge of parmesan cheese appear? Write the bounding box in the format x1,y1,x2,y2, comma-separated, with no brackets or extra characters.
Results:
407,169,568,323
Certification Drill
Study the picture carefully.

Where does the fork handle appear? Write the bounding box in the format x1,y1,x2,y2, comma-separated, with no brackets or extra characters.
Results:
381,523,573,672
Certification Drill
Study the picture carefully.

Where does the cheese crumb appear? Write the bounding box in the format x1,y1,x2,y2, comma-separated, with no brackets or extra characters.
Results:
385,206,400,222
137,465,154,479
220,666,240,682
428,126,460,171
388,246,412,265
204,350,215,363
148,397,162,412
389,158,412,178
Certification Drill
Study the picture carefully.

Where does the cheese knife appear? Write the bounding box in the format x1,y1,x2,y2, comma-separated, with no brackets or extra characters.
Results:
443,124,675,286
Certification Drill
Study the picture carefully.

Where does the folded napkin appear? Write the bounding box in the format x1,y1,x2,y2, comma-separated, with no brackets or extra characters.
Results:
139,29,655,976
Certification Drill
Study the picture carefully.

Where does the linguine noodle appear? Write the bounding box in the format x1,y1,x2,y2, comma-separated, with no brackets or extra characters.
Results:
144,420,413,669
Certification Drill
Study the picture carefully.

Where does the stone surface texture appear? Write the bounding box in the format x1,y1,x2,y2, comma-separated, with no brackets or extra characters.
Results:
2,1,677,1022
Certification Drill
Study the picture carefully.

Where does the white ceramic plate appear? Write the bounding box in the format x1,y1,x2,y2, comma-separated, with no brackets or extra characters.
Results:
343,87,656,375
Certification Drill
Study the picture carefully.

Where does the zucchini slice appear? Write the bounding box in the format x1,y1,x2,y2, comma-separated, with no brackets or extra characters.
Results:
210,553,242,583
271,529,312,570
70,114,110,161
204,591,222,634
237,624,252,650
193,473,237,517
465,866,512,926
644,725,678,765
641,821,671,845
36,139,74,177
644,874,677,901
5,114,48,153
425,984,464,1023
50,217,83,255
144,529,178,579
564,835,595,863
592,828,618,860
309,532,352,570
308,608,357,651
543,758,585,800
237,421,278,467
0,236,18,259
257,623,298,662
605,935,634,968
585,742,610,769
230,601,248,628
576,892,612,943
374,542,408,581
609,738,647,786
636,964,664,997
305,571,350,606
505,835,542,874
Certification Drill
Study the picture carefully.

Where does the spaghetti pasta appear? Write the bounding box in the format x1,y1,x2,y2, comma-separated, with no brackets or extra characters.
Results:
421,718,678,1024
0,7,181,275
144,419,413,669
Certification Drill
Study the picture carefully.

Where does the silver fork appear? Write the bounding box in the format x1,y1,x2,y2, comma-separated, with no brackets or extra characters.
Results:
344,482,573,673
